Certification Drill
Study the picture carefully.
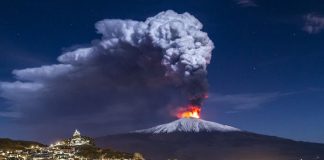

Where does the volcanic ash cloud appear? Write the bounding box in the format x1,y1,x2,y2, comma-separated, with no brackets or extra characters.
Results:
0,10,214,129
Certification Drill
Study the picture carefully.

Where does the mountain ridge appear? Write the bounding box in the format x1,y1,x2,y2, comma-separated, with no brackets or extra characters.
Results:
97,118,324,160
0,138,46,151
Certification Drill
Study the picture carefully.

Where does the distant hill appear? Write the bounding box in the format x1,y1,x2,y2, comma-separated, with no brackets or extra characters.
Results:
0,138,45,151
97,118,324,160
75,145,135,159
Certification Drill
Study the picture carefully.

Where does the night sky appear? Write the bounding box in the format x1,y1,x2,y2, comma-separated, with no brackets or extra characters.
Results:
1,0,324,144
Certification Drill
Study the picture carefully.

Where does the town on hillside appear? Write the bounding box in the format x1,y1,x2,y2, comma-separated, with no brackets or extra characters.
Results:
0,130,144,160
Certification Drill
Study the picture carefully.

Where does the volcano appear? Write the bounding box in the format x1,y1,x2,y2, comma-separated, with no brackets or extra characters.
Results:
134,118,240,133
96,118,324,160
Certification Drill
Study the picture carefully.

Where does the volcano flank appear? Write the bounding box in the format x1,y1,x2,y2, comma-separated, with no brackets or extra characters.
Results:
97,118,324,160
134,118,240,133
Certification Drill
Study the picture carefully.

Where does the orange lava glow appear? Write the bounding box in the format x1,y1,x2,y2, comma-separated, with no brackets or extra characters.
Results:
177,105,201,119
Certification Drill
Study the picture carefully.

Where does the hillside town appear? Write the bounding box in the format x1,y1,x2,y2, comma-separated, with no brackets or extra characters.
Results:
0,130,144,160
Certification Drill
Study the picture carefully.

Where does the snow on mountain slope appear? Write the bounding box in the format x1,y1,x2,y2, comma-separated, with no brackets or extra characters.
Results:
134,118,241,134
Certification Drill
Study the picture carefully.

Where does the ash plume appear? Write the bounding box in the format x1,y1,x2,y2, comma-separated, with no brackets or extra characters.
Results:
0,10,214,138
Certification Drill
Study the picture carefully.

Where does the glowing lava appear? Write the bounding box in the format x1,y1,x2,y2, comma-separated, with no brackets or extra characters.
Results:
177,105,201,119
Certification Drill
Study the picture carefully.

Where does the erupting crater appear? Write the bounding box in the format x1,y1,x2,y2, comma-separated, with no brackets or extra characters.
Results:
177,105,201,119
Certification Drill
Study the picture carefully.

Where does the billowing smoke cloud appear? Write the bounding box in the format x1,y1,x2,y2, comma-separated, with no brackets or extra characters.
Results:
0,10,214,140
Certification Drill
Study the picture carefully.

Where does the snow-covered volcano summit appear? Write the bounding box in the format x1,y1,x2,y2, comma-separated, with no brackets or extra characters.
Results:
135,118,240,134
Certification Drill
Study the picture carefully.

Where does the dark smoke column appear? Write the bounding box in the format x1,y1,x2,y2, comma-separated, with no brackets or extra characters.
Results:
145,11,215,107
151,11,214,107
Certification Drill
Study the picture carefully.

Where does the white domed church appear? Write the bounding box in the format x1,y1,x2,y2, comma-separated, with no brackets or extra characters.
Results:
52,129,94,147
69,129,90,146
